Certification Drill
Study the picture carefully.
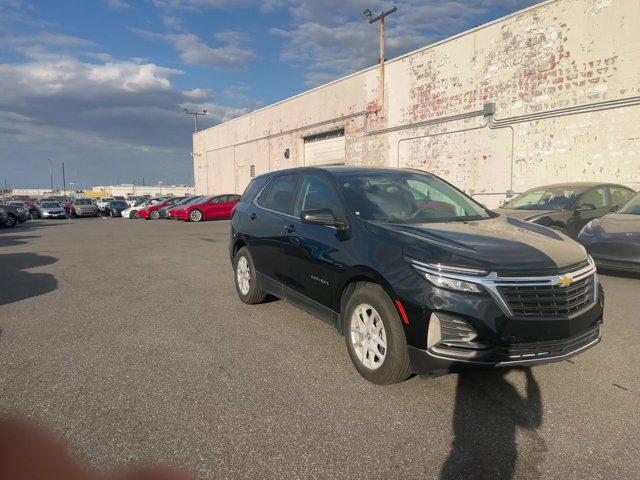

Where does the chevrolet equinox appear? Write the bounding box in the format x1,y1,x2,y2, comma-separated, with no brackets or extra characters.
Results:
230,167,603,384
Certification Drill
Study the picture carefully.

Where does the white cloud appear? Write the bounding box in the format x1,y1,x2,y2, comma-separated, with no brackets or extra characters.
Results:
183,87,214,100
166,32,254,69
105,0,131,10
269,0,537,86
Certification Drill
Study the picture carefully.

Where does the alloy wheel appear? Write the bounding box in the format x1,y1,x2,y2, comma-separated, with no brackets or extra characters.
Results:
236,256,250,295
151,210,159,220
190,210,202,222
350,303,387,370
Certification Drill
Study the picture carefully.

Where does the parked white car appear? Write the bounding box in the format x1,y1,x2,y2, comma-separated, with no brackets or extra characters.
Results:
96,197,115,212
122,200,150,219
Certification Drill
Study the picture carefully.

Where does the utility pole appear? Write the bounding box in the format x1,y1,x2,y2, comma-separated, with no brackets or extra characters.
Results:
48,158,54,193
363,6,397,117
142,176,145,186
62,162,66,197
183,108,207,132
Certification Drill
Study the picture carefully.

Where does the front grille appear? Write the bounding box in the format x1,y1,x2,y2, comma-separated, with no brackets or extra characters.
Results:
498,273,595,317
505,326,600,360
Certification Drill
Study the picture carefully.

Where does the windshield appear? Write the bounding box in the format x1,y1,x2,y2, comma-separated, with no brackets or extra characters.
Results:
110,201,128,208
503,187,582,210
335,171,490,223
75,199,92,205
9,201,25,206
619,193,640,215
41,202,59,208
101,198,115,202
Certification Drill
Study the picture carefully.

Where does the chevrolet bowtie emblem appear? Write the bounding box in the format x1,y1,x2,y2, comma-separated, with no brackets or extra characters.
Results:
558,275,574,287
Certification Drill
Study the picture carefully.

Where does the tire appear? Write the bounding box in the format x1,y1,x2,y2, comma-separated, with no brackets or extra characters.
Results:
344,283,411,385
233,247,266,304
189,209,203,222
130,211,138,219
150,210,160,220
4,214,17,228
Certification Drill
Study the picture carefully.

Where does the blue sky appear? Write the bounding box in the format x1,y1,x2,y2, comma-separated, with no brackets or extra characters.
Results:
0,0,535,188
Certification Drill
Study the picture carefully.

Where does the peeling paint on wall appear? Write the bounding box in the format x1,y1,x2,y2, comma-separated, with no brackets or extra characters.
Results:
194,0,640,208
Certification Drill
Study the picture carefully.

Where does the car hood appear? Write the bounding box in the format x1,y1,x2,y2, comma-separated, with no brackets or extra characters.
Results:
368,214,587,273
496,207,560,221
590,214,640,238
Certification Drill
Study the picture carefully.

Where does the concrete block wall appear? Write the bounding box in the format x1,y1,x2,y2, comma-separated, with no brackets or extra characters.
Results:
194,0,640,207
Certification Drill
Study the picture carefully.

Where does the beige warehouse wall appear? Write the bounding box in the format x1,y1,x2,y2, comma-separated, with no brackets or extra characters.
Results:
194,0,640,206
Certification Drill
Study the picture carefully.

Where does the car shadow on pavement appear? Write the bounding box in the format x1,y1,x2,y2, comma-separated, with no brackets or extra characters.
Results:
0,253,58,307
439,368,545,480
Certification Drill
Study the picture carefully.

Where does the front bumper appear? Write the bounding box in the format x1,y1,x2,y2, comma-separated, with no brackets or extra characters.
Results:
41,212,67,218
408,322,601,375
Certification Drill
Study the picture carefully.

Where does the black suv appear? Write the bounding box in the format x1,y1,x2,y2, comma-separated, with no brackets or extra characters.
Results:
230,167,603,384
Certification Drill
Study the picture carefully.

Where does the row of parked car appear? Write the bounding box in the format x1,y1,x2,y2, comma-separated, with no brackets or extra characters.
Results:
66,193,242,222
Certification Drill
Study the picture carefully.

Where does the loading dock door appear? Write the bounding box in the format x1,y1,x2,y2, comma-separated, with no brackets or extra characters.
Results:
304,129,345,166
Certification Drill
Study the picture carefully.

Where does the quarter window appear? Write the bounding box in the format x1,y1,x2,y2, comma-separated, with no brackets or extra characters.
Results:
607,186,634,207
293,175,341,216
257,174,298,214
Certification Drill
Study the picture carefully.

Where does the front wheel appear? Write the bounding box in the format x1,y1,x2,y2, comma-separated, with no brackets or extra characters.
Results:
234,247,266,304
189,210,203,222
150,210,160,220
130,210,138,219
344,283,411,385
4,215,17,228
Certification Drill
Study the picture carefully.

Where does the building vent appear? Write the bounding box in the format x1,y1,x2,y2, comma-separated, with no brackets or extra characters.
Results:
250,165,255,178
304,129,345,166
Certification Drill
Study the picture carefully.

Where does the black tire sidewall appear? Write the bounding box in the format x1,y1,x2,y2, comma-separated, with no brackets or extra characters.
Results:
233,247,265,304
344,283,411,385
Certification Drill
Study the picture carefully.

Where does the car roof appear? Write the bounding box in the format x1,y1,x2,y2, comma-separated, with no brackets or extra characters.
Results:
253,166,432,180
520,182,633,192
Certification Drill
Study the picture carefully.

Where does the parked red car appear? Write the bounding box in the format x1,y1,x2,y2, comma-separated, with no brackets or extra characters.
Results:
138,197,184,220
170,194,240,222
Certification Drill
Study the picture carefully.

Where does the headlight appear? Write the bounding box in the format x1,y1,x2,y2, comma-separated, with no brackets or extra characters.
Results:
409,259,487,294
579,221,594,237
422,273,482,293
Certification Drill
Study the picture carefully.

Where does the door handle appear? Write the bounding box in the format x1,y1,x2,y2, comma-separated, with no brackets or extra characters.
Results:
284,224,296,233
249,212,256,220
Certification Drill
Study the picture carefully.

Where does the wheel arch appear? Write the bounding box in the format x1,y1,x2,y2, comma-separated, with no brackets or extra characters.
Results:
336,267,399,335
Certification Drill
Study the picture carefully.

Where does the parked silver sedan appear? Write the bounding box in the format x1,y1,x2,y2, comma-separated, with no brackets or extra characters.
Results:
38,201,67,219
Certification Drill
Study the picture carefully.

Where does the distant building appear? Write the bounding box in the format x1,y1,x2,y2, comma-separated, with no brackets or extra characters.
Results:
193,0,640,207
89,184,195,198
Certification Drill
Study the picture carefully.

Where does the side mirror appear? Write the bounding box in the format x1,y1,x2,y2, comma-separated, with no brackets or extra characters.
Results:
574,203,596,213
300,209,347,229
609,204,619,213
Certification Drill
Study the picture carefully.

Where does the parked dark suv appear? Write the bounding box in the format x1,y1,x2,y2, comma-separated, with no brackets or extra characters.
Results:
230,167,603,384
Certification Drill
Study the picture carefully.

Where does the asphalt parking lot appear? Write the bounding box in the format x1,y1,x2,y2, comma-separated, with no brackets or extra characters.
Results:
1,217,639,479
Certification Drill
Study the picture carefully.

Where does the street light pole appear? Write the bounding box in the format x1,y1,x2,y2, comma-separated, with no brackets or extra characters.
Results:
62,162,66,197
364,6,397,117
183,108,208,133
48,158,54,193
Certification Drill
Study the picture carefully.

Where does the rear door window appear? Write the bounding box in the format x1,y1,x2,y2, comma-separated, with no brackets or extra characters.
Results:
257,174,299,214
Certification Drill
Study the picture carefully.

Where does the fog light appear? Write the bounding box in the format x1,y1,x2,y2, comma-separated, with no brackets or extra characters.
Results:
427,312,487,350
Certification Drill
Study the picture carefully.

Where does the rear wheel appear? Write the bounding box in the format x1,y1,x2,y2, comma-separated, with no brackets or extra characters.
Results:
189,209,203,222
130,210,138,219
344,283,411,385
233,247,266,304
